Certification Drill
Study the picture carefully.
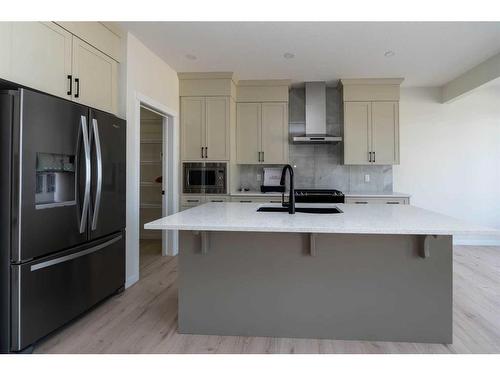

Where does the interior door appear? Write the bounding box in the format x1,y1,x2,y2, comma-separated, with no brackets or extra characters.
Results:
205,97,229,160
236,102,261,164
261,102,288,164
72,36,118,114
343,101,372,165
371,101,399,165
89,109,126,240
181,97,205,161
11,22,72,99
16,89,89,262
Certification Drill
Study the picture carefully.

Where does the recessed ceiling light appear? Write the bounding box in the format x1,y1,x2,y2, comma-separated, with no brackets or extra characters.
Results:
283,52,295,59
384,50,395,58
185,54,197,60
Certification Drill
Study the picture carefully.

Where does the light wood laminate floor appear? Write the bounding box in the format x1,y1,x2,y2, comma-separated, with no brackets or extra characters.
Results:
35,241,500,354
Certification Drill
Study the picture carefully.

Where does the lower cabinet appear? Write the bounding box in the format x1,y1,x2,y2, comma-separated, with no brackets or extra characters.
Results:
180,195,229,211
345,197,409,205
230,196,285,204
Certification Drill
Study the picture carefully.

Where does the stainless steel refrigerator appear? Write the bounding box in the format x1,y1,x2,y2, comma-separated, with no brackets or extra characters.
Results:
0,88,126,353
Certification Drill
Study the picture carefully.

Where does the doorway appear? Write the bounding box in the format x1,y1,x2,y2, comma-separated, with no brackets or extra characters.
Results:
139,106,164,270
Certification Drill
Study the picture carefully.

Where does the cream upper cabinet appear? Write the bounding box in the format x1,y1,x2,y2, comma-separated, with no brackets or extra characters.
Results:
0,23,12,79
72,37,118,114
205,97,230,160
236,102,288,164
10,22,72,99
261,102,288,164
371,101,399,165
236,103,261,163
341,78,402,166
343,101,399,165
181,96,230,161
343,102,371,165
1,22,120,115
181,97,205,160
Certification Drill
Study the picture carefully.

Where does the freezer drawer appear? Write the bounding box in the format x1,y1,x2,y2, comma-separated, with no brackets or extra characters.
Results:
10,233,125,352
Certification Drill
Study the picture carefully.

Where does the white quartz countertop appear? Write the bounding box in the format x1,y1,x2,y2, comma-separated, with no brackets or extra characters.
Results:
144,202,498,236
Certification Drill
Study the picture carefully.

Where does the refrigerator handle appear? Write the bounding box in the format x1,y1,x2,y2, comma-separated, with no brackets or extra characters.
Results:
91,118,103,231
78,115,91,234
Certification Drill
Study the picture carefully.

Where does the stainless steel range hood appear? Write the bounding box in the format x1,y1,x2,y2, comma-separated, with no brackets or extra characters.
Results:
292,82,342,144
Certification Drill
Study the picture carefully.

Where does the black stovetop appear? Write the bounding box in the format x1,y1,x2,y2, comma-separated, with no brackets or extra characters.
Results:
294,189,345,203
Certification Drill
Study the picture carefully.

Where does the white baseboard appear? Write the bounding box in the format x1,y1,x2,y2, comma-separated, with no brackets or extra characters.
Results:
125,273,139,289
453,235,500,246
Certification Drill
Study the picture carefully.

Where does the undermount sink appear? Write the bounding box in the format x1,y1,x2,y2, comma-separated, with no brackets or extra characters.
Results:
257,206,343,214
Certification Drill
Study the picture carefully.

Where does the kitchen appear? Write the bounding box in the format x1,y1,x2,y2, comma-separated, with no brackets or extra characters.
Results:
1,17,500,364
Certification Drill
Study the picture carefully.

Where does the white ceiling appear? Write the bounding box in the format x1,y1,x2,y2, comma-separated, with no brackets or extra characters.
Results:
119,22,500,87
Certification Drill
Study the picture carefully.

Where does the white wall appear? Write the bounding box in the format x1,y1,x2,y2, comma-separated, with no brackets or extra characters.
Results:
125,33,179,287
394,87,500,245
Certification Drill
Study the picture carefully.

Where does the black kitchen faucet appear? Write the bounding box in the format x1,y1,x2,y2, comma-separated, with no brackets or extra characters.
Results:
280,164,295,214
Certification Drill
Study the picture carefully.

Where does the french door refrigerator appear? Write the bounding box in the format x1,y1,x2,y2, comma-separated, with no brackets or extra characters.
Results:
0,88,126,353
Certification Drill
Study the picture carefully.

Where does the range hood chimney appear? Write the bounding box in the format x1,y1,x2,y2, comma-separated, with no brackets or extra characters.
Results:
292,82,342,144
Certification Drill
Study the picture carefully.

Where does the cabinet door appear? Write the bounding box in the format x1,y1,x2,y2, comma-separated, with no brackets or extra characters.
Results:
205,97,230,160
0,22,12,79
181,97,205,161
11,22,72,98
371,101,399,165
343,101,371,165
236,103,261,164
261,102,288,164
72,37,118,114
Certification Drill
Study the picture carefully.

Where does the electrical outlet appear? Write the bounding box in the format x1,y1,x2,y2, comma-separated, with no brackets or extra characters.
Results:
256,174,262,182
364,174,370,183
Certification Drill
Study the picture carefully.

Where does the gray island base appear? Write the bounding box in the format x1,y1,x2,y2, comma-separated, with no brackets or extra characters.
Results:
179,231,452,344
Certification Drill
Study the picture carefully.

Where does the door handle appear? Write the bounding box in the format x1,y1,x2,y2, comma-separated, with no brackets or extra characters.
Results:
74,78,80,98
78,115,91,234
91,118,103,231
67,75,72,96
30,235,122,271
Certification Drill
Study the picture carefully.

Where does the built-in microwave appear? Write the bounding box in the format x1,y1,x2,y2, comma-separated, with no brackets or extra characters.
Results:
183,162,227,194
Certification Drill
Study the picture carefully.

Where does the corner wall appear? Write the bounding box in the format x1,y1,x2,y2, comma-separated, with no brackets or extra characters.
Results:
394,87,500,245
125,33,179,287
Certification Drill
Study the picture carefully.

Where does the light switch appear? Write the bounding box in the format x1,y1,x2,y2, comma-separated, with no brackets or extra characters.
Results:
364,174,370,183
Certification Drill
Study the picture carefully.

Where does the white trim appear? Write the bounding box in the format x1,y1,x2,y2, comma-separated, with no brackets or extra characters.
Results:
125,273,139,289
126,91,179,289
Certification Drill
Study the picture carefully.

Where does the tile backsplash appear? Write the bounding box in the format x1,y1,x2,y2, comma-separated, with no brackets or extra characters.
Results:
237,87,393,193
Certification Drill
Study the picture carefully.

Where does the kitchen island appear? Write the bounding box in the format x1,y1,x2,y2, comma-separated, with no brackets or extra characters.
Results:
145,202,498,344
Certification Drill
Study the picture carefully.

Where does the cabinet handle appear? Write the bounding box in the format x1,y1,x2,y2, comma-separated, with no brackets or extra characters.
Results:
240,200,252,203
386,201,400,204
258,151,261,162
187,199,199,203
211,200,224,202
373,151,376,163
355,201,368,204
67,75,72,96
262,151,264,162
74,78,80,98
204,147,208,159
368,152,372,163
201,147,204,158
